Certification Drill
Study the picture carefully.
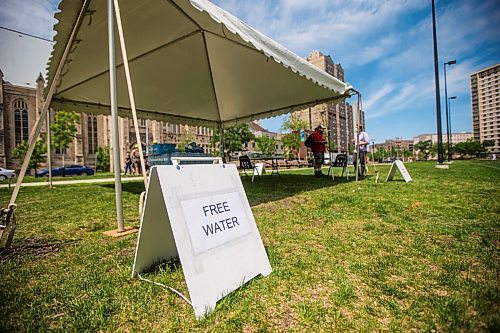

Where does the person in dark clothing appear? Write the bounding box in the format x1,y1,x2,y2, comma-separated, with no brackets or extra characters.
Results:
124,152,133,175
310,124,327,177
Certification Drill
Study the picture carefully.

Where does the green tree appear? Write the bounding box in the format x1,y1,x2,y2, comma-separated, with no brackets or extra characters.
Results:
348,143,355,154
255,135,276,156
12,140,47,174
280,114,308,159
403,149,412,162
414,140,433,161
470,140,486,157
176,131,195,152
328,141,336,152
209,128,221,157
454,140,487,158
95,146,110,172
51,110,80,166
482,140,495,152
453,140,482,158
373,147,386,162
453,141,468,157
210,124,254,161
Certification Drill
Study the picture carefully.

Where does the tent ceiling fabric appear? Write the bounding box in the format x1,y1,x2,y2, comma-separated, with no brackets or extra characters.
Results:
47,0,353,127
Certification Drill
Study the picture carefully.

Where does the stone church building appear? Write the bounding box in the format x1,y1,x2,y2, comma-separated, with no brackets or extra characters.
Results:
0,70,215,172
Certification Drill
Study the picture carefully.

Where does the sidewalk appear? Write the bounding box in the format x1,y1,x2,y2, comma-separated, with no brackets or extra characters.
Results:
0,176,142,189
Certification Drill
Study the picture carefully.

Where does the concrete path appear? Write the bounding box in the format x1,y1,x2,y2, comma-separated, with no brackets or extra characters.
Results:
0,176,142,189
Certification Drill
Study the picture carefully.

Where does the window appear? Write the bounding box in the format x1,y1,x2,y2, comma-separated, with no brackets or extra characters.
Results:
87,114,98,154
14,99,29,145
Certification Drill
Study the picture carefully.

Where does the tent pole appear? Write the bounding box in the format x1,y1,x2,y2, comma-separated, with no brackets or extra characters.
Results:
219,124,225,163
113,0,148,187
355,93,361,183
108,0,124,232
47,108,52,188
7,0,89,207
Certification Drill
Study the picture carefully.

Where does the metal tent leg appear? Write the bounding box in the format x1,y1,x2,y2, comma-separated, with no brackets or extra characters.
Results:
108,0,124,232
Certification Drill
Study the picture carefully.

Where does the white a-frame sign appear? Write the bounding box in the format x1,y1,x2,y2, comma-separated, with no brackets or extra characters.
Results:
386,160,412,183
132,164,272,319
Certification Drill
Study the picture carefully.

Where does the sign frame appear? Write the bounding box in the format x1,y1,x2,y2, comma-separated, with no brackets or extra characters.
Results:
386,160,412,182
132,164,272,319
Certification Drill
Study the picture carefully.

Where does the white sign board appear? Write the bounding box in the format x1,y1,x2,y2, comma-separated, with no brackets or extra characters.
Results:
132,164,272,319
181,192,252,254
386,160,412,182
254,163,265,176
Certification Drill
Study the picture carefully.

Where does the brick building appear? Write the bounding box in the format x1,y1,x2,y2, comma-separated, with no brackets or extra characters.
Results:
293,51,356,153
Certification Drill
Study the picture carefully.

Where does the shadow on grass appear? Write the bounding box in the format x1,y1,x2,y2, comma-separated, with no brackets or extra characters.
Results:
225,172,353,206
140,257,183,275
99,171,370,207
100,182,146,195
0,237,80,261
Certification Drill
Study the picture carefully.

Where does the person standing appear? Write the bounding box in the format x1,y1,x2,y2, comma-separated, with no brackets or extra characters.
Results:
124,152,133,175
310,124,327,177
131,145,140,175
355,126,370,177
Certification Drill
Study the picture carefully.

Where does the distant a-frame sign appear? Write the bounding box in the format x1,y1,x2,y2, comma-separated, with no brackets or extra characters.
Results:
132,164,272,319
386,160,412,183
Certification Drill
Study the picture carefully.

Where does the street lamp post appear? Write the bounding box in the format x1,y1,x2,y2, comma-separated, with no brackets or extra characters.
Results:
448,96,457,160
444,60,456,161
372,140,375,162
431,0,444,164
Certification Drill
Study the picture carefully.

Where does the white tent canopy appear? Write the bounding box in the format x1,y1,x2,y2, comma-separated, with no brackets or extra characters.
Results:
3,0,358,250
46,0,353,126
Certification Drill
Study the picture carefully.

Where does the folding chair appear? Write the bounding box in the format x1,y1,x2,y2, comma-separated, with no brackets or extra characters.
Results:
239,155,260,182
327,153,348,181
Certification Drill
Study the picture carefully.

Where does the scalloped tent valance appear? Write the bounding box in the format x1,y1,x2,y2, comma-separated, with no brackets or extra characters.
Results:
46,0,353,127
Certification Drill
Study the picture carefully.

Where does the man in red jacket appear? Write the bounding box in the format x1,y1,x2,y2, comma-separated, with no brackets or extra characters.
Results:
311,124,327,177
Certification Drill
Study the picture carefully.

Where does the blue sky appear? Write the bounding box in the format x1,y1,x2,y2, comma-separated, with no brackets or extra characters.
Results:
1,0,499,142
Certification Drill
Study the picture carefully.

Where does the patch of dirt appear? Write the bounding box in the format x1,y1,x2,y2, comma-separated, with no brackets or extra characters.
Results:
0,238,79,261
409,202,423,210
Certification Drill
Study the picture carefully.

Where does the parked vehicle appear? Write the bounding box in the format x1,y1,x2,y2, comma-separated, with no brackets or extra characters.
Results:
0,167,16,180
35,165,95,177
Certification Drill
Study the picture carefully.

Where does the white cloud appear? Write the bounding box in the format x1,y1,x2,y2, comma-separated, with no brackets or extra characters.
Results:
366,75,436,119
0,0,59,40
214,0,427,60
363,84,395,111
438,0,500,60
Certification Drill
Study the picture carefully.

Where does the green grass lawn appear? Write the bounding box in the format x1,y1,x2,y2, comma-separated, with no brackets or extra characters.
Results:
1,171,139,185
0,161,498,332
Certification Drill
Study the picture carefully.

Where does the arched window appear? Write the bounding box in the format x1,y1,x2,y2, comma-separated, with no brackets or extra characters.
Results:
14,99,29,145
87,114,98,154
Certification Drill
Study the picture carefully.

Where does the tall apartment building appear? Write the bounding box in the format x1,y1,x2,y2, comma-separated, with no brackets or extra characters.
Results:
352,102,366,130
470,64,500,152
293,51,354,152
